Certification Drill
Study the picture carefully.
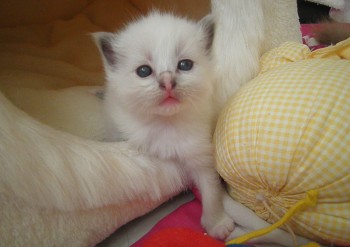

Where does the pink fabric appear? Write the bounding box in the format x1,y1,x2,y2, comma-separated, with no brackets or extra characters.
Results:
300,23,328,50
300,23,318,36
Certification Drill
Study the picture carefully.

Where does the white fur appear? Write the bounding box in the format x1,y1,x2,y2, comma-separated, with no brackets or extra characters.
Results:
211,0,301,111
211,0,264,110
330,0,350,23
95,12,234,239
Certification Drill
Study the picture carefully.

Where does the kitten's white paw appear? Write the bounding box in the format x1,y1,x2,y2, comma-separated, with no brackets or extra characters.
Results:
202,213,235,240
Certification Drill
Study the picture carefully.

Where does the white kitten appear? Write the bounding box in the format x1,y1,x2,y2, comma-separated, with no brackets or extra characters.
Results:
94,12,234,239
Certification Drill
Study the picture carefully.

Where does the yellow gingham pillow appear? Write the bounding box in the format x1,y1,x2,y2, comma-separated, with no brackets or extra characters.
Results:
214,39,350,245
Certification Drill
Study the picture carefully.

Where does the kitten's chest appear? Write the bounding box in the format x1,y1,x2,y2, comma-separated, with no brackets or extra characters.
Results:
131,121,206,161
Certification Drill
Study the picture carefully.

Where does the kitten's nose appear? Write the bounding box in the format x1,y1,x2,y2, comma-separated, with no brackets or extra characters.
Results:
158,71,176,91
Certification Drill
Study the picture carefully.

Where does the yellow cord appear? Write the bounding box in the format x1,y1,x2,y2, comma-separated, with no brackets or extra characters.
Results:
260,197,297,246
300,243,322,247
226,190,319,246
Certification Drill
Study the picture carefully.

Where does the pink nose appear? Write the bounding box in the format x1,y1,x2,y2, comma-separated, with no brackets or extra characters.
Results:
158,71,176,91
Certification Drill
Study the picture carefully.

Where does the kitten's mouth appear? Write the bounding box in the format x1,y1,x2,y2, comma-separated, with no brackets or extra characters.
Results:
160,95,180,106
159,89,180,106
154,93,182,116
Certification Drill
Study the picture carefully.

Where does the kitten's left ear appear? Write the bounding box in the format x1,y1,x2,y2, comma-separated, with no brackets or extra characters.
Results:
199,14,215,50
92,32,117,69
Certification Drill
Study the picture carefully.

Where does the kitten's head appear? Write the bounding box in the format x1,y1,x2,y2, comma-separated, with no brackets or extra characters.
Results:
94,12,214,117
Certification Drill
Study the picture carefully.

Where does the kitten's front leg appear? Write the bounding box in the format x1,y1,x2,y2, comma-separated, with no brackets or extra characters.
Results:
189,163,235,240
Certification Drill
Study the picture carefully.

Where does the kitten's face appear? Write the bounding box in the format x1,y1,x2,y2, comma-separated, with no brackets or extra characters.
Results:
95,13,214,117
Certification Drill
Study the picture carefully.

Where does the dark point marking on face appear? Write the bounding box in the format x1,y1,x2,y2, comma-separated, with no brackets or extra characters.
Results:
100,37,117,66
94,32,117,67
199,15,215,50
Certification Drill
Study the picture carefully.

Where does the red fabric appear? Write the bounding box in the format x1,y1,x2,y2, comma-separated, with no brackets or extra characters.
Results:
141,227,225,247
132,197,206,247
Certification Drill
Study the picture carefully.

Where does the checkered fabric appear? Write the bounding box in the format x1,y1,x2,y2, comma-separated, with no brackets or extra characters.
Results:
214,39,350,245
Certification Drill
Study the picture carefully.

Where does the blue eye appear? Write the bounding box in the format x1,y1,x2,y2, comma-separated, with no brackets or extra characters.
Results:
136,65,152,78
177,59,193,71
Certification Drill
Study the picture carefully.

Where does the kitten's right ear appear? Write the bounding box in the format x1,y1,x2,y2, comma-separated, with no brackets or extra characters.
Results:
92,32,117,68
199,14,215,50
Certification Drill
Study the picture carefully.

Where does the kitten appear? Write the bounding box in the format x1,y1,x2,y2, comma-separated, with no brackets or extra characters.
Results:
94,12,234,239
